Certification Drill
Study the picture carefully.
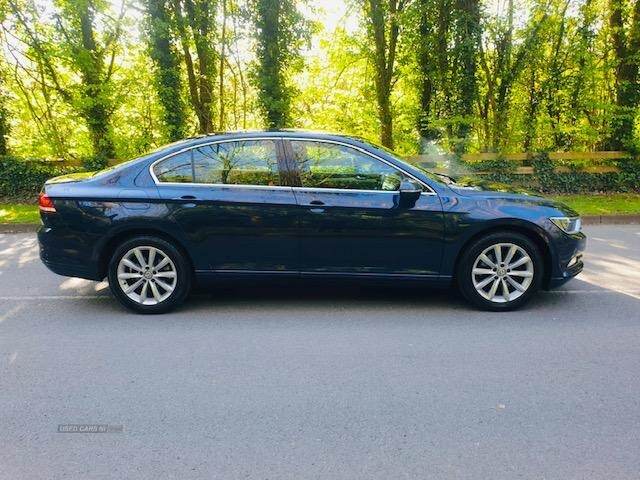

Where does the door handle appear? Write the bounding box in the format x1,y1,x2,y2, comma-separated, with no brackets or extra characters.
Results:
309,200,325,206
309,207,325,214
178,195,197,200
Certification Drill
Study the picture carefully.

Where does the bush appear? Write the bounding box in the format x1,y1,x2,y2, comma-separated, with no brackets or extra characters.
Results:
464,152,640,194
0,156,82,202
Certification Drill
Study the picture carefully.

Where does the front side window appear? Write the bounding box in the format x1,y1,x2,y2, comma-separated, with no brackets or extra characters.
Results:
290,140,407,191
153,139,281,186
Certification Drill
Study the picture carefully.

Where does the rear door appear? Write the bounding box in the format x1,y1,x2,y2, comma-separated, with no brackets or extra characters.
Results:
284,139,444,276
153,138,299,272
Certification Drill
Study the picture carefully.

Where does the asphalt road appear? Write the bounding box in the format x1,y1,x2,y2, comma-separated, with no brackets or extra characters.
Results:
1,225,640,479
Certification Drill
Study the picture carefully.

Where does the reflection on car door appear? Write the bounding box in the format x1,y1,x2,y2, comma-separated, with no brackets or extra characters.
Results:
284,139,444,276
153,138,299,272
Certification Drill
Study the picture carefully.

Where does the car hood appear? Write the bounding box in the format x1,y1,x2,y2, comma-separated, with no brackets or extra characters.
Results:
447,177,579,216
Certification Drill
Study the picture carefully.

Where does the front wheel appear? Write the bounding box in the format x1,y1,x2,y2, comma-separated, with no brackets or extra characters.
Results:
108,236,191,314
456,232,544,311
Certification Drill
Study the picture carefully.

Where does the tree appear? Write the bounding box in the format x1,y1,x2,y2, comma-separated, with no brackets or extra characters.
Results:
450,0,480,152
0,59,9,155
415,0,446,143
145,0,187,141
478,0,547,150
6,0,126,164
363,0,408,148
607,0,640,150
172,0,216,133
251,0,308,129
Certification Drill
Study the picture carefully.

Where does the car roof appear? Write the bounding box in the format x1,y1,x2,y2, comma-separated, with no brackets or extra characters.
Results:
177,129,361,144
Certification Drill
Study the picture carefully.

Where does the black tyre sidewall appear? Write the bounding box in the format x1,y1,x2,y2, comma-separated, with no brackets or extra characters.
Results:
108,236,191,314
457,232,544,311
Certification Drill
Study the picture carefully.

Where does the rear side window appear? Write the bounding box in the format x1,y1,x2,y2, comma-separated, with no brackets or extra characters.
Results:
153,151,193,183
194,140,280,186
153,140,281,186
290,140,405,191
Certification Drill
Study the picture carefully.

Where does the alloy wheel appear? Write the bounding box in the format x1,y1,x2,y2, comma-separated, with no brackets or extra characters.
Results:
116,246,177,305
471,242,534,303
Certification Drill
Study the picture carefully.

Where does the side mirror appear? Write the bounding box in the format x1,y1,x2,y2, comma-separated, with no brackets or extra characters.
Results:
398,179,422,209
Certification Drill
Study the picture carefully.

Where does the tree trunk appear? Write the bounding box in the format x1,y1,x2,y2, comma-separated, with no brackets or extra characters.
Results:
416,0,439,142
366,0,403,149
607,0,640,150
254,0,289,128
0,70,8,155
452,0,480,152
146,0,187,141
77,2,115,161
218,0,227,130
173,0,216,134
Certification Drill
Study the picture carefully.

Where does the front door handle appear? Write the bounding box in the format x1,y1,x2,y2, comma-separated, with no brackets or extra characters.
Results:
309,200,325,206
178,195,197,200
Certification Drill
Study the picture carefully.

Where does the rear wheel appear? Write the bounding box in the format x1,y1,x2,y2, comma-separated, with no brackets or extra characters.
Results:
108,236,191,314
456,232,543,311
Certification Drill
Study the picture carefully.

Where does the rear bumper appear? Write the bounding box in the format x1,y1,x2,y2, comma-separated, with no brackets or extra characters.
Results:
38,226,103,281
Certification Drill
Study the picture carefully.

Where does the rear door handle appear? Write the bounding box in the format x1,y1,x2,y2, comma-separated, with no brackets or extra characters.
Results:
172,195,197,208
309,200,324,206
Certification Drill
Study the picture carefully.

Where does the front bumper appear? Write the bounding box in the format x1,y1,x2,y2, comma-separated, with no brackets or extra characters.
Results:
547,231,587,289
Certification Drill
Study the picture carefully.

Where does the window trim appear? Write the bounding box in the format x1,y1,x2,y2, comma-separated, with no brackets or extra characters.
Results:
149,136,436,195
149,137,289,189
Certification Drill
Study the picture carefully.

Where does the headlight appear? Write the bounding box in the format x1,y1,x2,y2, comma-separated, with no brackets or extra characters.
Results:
550,216,582,234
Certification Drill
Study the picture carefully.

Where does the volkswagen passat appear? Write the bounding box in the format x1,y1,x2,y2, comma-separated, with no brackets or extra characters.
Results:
37,131,585,313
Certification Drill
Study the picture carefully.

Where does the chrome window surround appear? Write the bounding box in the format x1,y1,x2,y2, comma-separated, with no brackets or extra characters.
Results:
149,136,437,195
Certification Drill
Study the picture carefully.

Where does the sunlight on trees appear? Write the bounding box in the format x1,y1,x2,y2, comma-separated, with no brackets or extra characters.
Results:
0,0,638,162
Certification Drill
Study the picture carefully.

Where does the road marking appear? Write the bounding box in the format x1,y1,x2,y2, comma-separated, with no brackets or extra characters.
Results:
0,295,109,300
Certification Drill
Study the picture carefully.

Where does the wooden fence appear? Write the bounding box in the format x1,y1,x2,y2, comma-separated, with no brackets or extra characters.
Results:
405,151,632,175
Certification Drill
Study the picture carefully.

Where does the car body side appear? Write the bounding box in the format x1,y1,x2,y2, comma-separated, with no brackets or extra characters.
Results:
38,131,585,288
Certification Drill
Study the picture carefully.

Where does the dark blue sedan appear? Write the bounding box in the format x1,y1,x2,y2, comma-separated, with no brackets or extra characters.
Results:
37,131,585,313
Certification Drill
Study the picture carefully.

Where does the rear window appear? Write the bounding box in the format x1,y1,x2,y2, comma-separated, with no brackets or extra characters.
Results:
152,140,281,186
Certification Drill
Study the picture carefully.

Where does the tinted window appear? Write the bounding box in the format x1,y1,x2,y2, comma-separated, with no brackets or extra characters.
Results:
154,151,193,183
193,140,280,186
290,140,405,191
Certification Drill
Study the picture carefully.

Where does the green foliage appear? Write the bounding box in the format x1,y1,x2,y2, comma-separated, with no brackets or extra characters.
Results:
144,0,187,141
0,0,639,169
469,156,518,184
0,156,81,201
250,0,310,128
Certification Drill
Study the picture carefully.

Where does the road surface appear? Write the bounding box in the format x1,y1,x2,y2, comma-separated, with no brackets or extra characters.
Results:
1,225,639,479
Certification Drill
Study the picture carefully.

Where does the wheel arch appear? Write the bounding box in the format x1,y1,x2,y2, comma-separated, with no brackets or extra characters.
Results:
452,220,554,289
97,227,194,280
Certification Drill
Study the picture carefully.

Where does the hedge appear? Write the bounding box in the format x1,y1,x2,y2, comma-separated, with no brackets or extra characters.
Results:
467,153,640,194
0,156,82,202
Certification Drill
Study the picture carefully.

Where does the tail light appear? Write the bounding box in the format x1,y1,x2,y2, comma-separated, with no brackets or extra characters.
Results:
38,193,56,213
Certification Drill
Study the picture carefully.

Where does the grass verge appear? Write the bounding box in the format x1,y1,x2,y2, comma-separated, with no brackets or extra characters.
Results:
550,193,640,216
0,204,40,224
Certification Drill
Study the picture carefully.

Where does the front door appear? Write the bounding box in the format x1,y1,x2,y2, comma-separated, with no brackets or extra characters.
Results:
284,139,444,276
153,138,298,272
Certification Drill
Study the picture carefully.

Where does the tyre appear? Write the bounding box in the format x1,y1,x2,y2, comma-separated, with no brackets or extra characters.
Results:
107,235,192,314
456,231,543,311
